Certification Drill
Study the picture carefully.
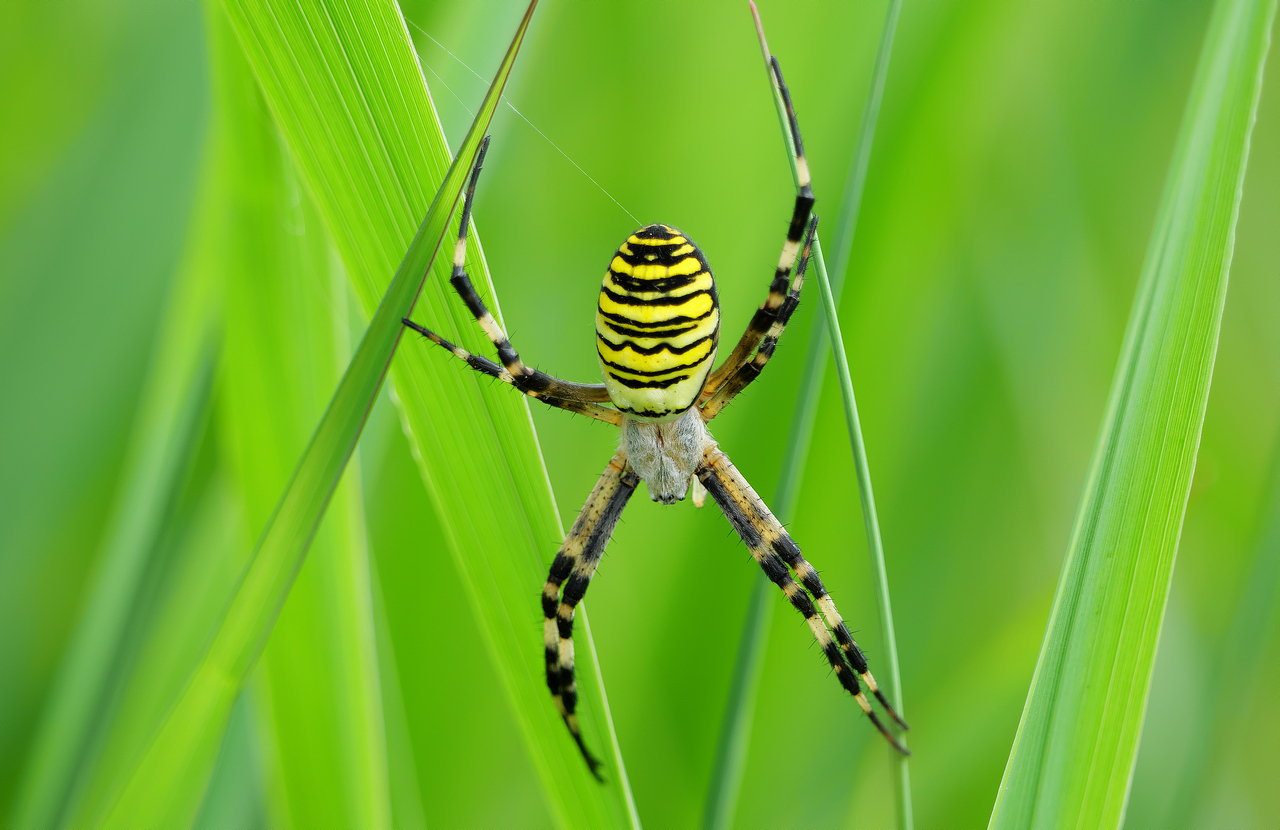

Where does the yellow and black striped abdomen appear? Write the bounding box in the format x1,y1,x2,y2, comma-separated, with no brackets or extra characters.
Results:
596,224,720,420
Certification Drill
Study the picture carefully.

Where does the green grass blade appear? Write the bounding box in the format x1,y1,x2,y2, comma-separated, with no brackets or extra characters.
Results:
83,4,535,826
207,5,390,826
760,3,914,826
811,238,912,827
359,393,551,828
824,0,902,315
47,455,253,830
712,3,915,828
702,3,905,828
988,1,1277,827
10,115,222,830
222,0,636,825
39,6,391,824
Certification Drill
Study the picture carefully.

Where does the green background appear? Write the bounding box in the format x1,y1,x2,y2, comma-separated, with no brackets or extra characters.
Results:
2,0,1277,827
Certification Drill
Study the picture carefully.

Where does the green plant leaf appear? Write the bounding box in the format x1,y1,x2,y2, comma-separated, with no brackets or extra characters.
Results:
221,0,637,826
74,3,537,827
989,1,1277,827
11,74,223,830
29,6,393,826
207,5,390,827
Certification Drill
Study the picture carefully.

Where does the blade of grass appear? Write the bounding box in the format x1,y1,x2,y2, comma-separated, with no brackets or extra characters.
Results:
988,1,1276,827
702,573,771,830
10,106,222,830
207,4,390,825
757,0,913,823
45,6,373,823
702,3,905,828
811,237,912,827
365,541,430,830
359,388,552,827
49,391,251,828
82,5,536,827
222,0,637,825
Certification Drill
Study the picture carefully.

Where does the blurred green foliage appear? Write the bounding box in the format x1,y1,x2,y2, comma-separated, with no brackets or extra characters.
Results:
1,1,1277,828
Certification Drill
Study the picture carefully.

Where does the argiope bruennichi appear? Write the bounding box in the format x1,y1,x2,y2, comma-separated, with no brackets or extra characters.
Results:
404,51,908,780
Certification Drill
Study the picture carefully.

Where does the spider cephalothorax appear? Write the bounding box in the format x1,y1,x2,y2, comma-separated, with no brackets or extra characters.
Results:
403,53,907,782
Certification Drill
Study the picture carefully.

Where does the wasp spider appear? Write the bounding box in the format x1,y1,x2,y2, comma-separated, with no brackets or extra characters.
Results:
404,56,908,780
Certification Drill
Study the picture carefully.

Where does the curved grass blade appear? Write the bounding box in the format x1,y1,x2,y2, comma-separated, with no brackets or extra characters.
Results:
10,118,222,830
82,5,538,828
222,0,637,825
11,276,217,830
206,5,390,826
703,3,905,828
24,7,394,825
988,1,1277,827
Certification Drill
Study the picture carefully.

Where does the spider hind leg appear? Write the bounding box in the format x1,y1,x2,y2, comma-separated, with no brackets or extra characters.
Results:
697,448,909,754
541,452,639,780
775,531,910,731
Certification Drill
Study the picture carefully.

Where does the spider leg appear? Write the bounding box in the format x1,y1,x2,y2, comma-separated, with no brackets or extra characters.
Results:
403,134,617,423
402,319,621,425
766,494,909,730
701,55,814,402
700,216,817,421
542,451,639,780
697,448,909,753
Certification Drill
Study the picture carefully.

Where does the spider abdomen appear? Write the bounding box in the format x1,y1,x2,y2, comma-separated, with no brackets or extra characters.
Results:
596,223,720,420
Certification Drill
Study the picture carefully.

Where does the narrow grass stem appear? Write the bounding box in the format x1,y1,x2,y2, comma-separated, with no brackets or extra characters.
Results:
812,237,912,828
703,4,909,828
831,0,902,308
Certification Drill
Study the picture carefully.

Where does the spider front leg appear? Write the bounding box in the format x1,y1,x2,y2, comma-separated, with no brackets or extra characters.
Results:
701,54,814,404
701,215,817,420
542,451,639,780
697,448,910,753
402,134,621,426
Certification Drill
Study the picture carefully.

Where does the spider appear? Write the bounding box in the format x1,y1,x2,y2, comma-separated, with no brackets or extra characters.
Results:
403,53,908,780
